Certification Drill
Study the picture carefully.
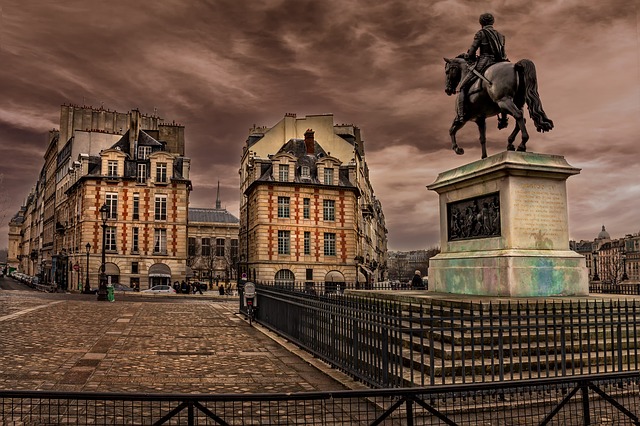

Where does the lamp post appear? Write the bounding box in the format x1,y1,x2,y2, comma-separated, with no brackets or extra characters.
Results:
592,251,600,281
354,255,364,289
621,250,629,281
97,204,109,301
84,243,91,293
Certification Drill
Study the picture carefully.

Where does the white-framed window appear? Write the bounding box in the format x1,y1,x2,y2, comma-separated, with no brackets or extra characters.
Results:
154,228,167,254
324,168,334,185
278,164,289,182
301,166,310,178
324,232,336,256
105,193,118,220
137,163,147,184
105,226,117,251
277,196,290,218
156,162,168,183
278,230,290,255
303,198,310,219
323,199,335,221
138,145,151,160
107,160,118,177
155,194,167,221
304,231,311,255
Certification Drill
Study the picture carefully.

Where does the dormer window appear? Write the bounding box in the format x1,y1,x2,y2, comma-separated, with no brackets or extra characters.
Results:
137,163,147,184
324,168,334,185
278,164,289,182
107,160,118,177
301,166,310,179
138,146,151,160
156,162,168,183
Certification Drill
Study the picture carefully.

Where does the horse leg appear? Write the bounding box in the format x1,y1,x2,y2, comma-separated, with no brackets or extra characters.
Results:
476,117,487,159
497,98,529,152
506,124,520,151
449,118,465,155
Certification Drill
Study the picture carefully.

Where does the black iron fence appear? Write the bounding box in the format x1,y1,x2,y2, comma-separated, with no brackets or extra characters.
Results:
591,282,640,295
1,372,639,424
243,283,640,388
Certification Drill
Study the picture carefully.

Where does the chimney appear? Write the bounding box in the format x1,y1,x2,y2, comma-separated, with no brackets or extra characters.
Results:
304,129,315,154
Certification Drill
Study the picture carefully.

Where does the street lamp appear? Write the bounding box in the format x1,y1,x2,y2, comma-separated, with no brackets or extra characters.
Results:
97,203,109,301
621,250,629,281
354,255,364,289
84,243,91,293
592,251,600,281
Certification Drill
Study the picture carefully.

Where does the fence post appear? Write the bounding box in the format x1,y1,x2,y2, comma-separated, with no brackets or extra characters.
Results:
581,380,591,425
405,397,414,426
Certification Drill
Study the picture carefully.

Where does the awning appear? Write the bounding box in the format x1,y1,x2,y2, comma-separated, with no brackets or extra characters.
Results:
185,266,194,278
149,263,171,278
148,273,171,278
104,263,120,275
325,271,345,282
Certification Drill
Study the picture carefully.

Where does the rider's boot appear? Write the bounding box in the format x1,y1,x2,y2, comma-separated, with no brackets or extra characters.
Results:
455,89,467,125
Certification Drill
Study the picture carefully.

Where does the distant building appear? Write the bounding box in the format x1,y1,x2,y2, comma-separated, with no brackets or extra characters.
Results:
187,183,240,286
239,114,387,290
571,225,639,284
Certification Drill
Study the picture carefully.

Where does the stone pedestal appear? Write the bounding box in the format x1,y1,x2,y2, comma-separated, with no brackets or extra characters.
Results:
427,151,588,297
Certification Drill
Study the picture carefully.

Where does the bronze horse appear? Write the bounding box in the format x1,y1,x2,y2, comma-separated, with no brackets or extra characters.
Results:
444,56,554,158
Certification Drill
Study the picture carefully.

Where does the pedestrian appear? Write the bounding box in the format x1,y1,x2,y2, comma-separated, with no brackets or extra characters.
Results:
181,280,188,294
411,270,425,290
218,284,225,295
194,282,203,295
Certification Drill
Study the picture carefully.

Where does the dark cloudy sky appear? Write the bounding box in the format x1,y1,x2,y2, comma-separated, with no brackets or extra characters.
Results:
0,1,638,250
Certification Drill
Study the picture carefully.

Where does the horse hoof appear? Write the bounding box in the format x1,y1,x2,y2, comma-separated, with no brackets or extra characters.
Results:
507,144,515,151
516,145,527,152
455,147,464,155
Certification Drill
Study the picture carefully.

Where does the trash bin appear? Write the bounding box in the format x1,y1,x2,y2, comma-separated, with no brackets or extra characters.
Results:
107,284,115,302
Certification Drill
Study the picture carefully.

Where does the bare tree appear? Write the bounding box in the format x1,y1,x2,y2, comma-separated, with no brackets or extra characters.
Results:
0,174,10,231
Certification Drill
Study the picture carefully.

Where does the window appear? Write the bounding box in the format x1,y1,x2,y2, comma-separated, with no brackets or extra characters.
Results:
324,168,334,185
278,164,289,182
216,238,225,257
155,195,167,221
306,269,313,280
275,269,295,285
304,231,311,255
156,162,168,183
107,160,118,177
323,199,335,221
277,196,290,218
133,193,139,220
278,230,290,254
138,145,151,160
303,198,310,219
131,261,139,274
230,239,238,260
201,238,211,256
154,229,167,254
105,193,118,219
132,227,139,253
324,232,336,256
188,237,197,257
301,166,310,178
137,163,147,184
105,226,117,251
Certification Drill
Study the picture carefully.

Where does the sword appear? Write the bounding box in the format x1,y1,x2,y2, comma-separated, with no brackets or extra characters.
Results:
471,67,493,87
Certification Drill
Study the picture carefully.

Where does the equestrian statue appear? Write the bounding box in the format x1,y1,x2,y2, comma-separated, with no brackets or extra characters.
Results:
444,13,554,159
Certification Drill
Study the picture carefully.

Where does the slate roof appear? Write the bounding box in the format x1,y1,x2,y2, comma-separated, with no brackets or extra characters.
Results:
189,208,239,224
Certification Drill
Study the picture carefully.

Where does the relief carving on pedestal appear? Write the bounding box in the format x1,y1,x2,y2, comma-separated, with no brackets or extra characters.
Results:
447,193,500,241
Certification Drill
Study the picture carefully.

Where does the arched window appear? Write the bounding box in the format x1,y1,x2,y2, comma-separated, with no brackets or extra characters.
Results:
275,269,295,287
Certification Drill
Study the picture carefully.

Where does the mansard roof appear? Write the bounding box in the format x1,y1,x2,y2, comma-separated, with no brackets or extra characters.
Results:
189,208,239,224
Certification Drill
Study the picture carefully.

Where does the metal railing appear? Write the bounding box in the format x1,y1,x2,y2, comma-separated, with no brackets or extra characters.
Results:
245,283,640,388
1,372,639,424
591,282,640,295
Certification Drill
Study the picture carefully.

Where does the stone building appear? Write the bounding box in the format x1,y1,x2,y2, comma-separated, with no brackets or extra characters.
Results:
187,183,240,287
239,113,387,291
8,105,192,290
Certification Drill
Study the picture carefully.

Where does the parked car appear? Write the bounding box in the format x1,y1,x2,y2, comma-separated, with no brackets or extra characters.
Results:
112,283,135,292
142,285,176,294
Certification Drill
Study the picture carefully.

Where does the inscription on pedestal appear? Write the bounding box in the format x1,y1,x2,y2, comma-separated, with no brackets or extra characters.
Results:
447,193,500,241
513,183,565,248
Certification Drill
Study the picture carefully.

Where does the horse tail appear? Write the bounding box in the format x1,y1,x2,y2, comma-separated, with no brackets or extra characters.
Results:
515,59,554,132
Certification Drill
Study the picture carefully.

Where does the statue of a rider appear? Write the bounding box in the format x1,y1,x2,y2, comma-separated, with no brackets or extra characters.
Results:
456,13,509,128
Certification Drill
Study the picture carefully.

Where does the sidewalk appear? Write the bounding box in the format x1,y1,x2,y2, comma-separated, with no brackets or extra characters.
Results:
0,290,353,394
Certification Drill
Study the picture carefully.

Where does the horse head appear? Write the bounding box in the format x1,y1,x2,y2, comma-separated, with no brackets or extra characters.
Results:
444,57,464,96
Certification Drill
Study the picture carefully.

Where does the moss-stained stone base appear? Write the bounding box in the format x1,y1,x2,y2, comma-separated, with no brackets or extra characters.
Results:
429,250,588,297
427,152,589,297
